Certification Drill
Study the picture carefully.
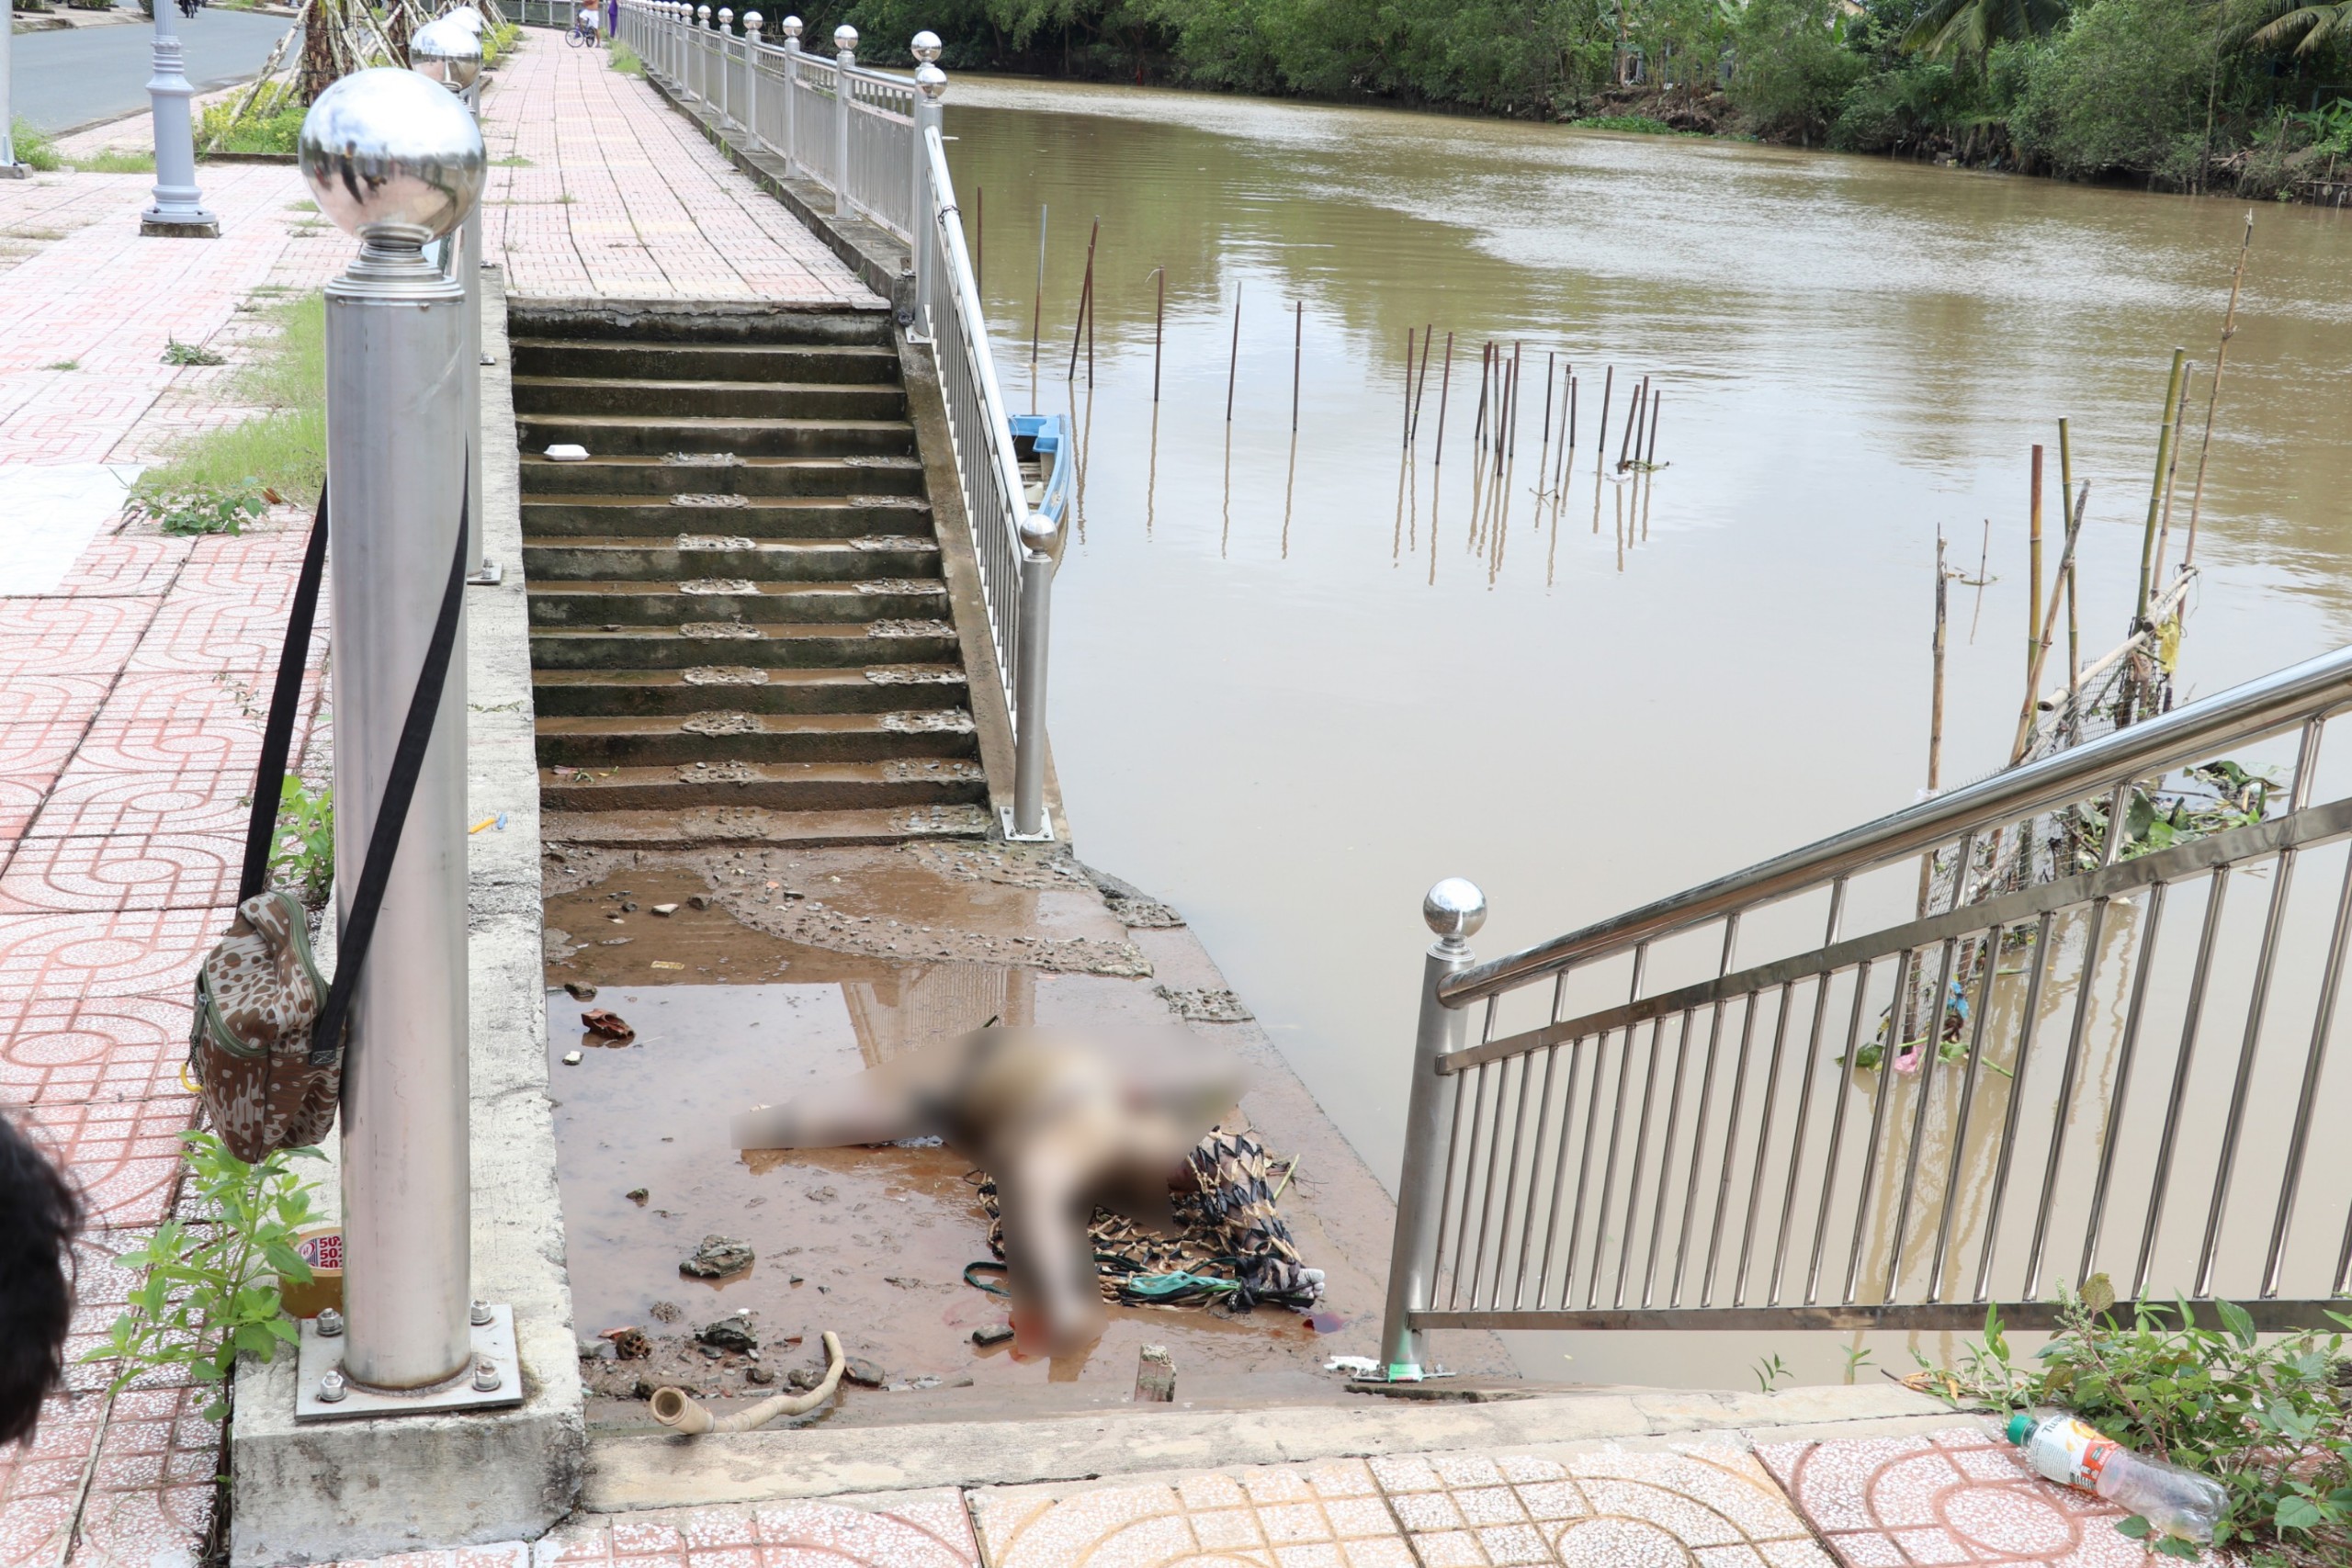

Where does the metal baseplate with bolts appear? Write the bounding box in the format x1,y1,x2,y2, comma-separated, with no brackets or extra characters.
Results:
294,1301,523,1422
468,559,504,587
999,807,1054,843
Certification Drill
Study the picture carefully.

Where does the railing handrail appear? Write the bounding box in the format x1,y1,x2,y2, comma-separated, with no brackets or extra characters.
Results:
1441,637,2352,1009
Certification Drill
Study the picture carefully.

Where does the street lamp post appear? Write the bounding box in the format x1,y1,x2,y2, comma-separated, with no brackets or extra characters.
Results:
142,0,220,237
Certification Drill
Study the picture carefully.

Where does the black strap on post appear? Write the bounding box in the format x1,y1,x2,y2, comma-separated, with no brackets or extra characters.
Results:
307,469,472,1067
237,487,331,905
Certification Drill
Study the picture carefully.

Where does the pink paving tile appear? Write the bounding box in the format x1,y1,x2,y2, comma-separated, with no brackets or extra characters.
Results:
66,1386,220,1568
123,595,306,676
1756,1427,2225,1566
0,833,243,915
50,538,193,599
0,908,226,1003
0,1390,105,1568
95,668,319,731
65,717,268,778
0,675,111,730
0,775,51,843
16,1095,194,1230
0,601,157,677
172,525,319,598
0,990,195,1105
25,768,258,841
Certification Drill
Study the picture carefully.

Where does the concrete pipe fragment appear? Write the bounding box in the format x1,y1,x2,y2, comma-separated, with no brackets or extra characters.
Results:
649,1330,845,1434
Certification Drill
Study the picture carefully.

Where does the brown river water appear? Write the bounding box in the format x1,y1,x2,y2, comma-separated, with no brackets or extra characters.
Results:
933,77,2352,1387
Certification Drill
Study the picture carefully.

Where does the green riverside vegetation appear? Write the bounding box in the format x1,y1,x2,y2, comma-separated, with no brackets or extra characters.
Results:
828,0,2352,197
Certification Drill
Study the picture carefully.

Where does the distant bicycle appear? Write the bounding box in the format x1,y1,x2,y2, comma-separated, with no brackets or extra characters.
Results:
567,8,600,45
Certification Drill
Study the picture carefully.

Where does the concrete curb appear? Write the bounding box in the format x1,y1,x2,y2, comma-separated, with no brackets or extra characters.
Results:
582,1382,1962,1512
228,268,587,1566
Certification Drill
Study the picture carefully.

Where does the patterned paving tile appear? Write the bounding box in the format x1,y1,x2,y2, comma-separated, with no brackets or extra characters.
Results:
0,908,225,1003
0,834,243,915
15,1095,193,1230
65,1386,220,1568
1755,1427,2222,1566
503,1491,978,1568
23,767,258,842
0,774,54,844
48,538,193,599
973,1459,1412,1568
1371,1447,1832,1568
0,1390,105,1568
0,990,195,1105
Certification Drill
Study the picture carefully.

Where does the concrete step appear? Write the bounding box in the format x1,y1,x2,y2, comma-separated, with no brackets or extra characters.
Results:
540,802,990,847
509,337,901,384
520,493,933,539
530,664,967,717
505,304,892,348
516,412,914,460
527,579,952,626
512,375,908,422
529,622,961,671
522,536,940,583
537,709,977,767
539,756,986,812
518,454,927,500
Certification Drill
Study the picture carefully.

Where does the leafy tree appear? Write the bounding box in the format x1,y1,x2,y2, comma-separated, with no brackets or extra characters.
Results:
2237,0,2352,54
1729,0,1865,139
1901,0,2069,67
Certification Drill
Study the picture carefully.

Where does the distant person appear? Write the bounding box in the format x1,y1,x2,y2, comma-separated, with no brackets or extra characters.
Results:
606,0,617,37
0,1111,83,1446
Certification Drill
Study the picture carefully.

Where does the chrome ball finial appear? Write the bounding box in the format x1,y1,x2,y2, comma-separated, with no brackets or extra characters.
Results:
832,21,856,51
718,6,732,26
1017,511,1062,560
910,28,942,62
914,61,945,101
300,68,487,243
410,12,484,91
780,12,801,38
1422,878,1487,943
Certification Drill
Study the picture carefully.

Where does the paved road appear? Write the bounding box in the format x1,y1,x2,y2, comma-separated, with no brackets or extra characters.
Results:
13,8,296,132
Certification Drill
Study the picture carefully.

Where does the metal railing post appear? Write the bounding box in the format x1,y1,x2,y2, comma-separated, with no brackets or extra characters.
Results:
778,17,801,175
1011,511,1060,838
717,8,734,126
302,67,485,1399
910,32,944,341
1378,880,1485,1379
833,24,855,211
742,13,763,146
694,6,710,100
413,16,498,587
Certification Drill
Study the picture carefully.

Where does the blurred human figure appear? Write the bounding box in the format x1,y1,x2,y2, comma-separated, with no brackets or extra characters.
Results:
0,1111,83,1446
733,1027,1238,1355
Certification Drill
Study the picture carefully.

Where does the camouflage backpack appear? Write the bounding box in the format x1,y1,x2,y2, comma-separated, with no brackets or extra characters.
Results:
188,481,469,1163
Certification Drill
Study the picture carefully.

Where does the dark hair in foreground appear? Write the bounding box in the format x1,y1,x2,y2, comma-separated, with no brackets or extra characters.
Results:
0,1111,83,1447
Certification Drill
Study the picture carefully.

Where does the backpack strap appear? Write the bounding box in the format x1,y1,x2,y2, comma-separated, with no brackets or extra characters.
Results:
238,487,331,905
307,471,473,1068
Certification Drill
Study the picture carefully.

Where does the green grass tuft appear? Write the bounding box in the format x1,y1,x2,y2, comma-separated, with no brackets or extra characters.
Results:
610,40,645,75
46,360,78,372
10,118,62,173
136,294,326,505
76,148,155,174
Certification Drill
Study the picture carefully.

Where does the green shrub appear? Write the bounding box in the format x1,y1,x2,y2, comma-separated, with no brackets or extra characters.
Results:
198,82,303,154
611,39,646,73
1575,113,1679,132
1730,0,1865,141
2008,0,2219,181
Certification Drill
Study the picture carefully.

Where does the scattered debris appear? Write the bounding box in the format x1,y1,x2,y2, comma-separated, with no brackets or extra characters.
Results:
1136,1344,1176,1403
564,981,598,1001
650,961,686,970
626,1188,649,1205
842,1358,888,1388
601,1326,651,1360
680,1235,753,1279
746,1365,775,1385
651,903,680,916
649,1301,683,1324
689,895,712,910
971,1325,1014,1348
562,1051,582,1066
582,1009,635,1043
1156,986,1253,1023
695,1316,759,1353
1325,1356,1380,1376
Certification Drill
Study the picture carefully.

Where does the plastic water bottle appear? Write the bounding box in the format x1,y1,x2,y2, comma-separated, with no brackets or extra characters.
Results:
2007,1411,2229,1542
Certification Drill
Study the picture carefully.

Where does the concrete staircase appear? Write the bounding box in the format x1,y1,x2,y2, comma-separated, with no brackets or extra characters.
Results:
514,308,993,846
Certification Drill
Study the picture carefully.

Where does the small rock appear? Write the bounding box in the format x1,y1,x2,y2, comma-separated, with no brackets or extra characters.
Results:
562,1051,582,1066
564,981,598,1000
622,901,639,912
842,1358,887,1388
699,1345,723,1359
746,1365,775,1385
649,1300,683,1323
912,1375,943,1389
680,1235,753,1279
651,903,679,916
804,1184,837,1203
695,1317,759,1353
689,895,712,910
971,1324,1013,1348
786,1368,819,1392
631,1378,656,1400
626,1188,649,1205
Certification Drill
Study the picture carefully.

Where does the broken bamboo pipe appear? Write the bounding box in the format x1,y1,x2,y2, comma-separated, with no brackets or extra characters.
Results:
1065,217,1097,383
1225,283,1241,422
2011,480,2091,765
2133,348,2188,628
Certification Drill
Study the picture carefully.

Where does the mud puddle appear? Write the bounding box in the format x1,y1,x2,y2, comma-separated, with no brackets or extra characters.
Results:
543,843,1390,1429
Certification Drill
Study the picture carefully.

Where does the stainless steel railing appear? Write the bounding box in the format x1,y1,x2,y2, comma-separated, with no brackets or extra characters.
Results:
1379,640,2352,1376
618,1,1060,838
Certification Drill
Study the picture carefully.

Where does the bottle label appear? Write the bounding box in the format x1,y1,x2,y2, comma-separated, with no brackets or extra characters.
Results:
2022,1415,2120,1491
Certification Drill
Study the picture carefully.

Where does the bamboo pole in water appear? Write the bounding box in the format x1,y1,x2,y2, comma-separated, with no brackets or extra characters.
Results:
1411,323,1433,443
1644,390,1660,468
1402,328,1415,448
1031,203,1046,378
1617,378,1644,472
1542,351,1555,445
2060,420,2079,699
1225,284,1242,423
1921,529,1950,906
2029,444,2043,690
1508,343,1522,460
2012,481,2091,765
1595,367,1613,477
1293,299,1303,433
1150,266,1164,402
1471,344,1492,453
976,186,983,295
2181,212,2254,571
2134,348,2188,626
2151,365,2194,585
1065,218,1098,382
1432,333,1454,466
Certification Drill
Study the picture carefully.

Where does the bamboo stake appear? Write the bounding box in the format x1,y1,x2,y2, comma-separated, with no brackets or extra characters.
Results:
2029,444,2043,690
1150,266,1164,402
1031,203,1046,378
2134,348,2188,627
2060,420,2079,700
1541,351,1555,445
2151,364,2193,585
2181,212,2253,571
1292,300,1303,433
1402,328,1416,448
2011,481,2091,766
1643,390,1660,468
1225,284,1242,423
1920,528,1950,914
1065,217,1097,382
1968,515,1992,644
1410,322,1432,443
1617,378,1644,471
1595,367,1613,477
1471,344,1492,453
1508,343,1521,460
976,186,982,296
1432,333,1454,466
